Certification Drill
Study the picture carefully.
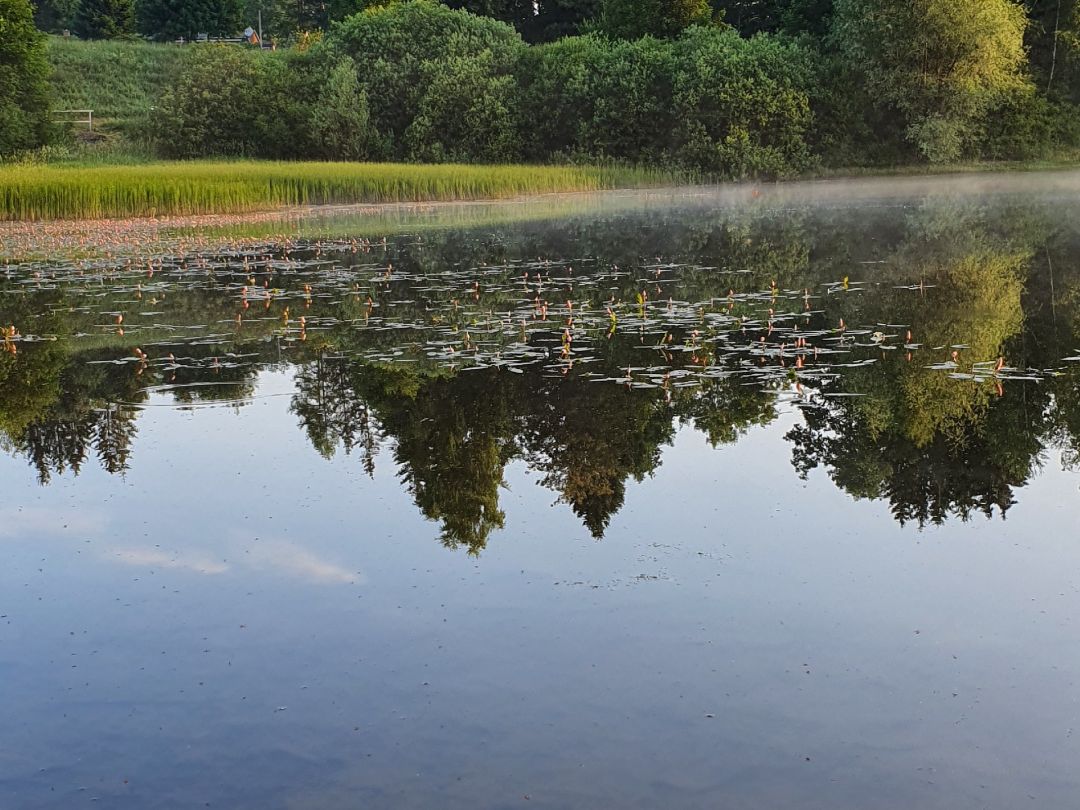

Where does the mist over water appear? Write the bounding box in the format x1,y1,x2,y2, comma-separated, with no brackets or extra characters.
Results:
2,172,1080,809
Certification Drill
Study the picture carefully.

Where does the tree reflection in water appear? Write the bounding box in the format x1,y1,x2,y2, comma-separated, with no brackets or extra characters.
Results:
3,192,1080,549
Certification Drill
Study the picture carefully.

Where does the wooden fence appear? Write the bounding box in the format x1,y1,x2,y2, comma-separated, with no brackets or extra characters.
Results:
53,109,94,131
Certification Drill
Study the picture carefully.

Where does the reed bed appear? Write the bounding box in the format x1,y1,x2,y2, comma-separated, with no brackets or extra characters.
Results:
0,161,680,221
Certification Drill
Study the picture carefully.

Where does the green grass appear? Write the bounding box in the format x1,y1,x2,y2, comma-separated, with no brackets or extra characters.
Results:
0,161,682,220
46,36,187,134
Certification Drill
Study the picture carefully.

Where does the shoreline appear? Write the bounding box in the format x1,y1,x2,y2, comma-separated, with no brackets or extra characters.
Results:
5,166,1080,261
0,161,680,222
2,158,1080,223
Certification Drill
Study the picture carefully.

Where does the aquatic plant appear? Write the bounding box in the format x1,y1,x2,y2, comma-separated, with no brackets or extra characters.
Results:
0,161,677,221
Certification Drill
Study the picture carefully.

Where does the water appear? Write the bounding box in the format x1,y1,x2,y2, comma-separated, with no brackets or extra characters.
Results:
2,174,1080,809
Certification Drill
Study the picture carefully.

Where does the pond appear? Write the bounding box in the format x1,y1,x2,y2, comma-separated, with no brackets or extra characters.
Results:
2,173,1080,809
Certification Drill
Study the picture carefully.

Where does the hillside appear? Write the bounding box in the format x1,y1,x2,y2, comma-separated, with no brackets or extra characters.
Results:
46,36,186,135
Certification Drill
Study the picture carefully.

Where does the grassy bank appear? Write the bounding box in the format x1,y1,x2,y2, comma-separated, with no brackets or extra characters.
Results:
47,37,186,136
0,161,680,220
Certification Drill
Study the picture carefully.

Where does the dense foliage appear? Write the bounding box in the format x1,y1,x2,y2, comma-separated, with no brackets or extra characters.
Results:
73,0,134,38
148,3,818,175
136,0,244,41
331,1,524,160
596,0,712,40
34,0,79,31
0,0,51,155
154,46,298,156
833,0,1031,162
13,0,1080,172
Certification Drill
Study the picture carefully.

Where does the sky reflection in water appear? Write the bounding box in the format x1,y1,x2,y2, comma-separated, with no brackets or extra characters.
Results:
1,176,1079,809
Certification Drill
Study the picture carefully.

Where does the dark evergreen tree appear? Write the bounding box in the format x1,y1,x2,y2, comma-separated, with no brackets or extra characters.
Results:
444,0,536,31
74,0,136,37
526,0,601,41
597,0,713,39
33,0,80,32
136,0,246,40
712,0,833,36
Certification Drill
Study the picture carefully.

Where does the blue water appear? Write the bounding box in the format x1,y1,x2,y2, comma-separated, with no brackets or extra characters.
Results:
2,177,1079,809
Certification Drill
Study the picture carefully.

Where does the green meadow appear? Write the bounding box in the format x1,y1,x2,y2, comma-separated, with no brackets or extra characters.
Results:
46,36,186,135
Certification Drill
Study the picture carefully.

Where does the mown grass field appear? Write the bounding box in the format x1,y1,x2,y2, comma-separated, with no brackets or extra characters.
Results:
0,161,681,220
46,36,186,135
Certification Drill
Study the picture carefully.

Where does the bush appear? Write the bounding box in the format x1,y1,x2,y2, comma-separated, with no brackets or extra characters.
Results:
670,27,816,176
516,34,674,162
310,56,384,160
155,46,307,158
138,2,816,174
0,0,52,155
806,54,910,167
981,90,1080,160
518,28,814,176
584,36,674,161
596,0,712,40
515,36,603,160
330,0,524,159
404,50,520,162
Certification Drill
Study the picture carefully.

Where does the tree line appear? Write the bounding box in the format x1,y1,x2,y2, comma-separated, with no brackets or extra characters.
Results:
4,0,1080,170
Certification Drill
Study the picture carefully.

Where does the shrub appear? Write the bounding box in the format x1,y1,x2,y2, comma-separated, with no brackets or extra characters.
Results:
155,46,307,158
981,90,1080,160
330,0,524,158
404,50,520,162
806,54,910,167
515,35,603,160
670,27,816,176
518,25,815,175
310,56,384,160
516,34,674,162
596,0,712,40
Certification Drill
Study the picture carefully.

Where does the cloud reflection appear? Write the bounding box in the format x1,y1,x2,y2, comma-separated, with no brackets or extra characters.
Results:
0,506,106,538
103,533,361,586
109,546,230,575
244,538,359,585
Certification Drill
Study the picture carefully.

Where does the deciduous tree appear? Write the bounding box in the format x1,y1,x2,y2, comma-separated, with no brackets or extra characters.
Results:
832,0,1030,162
0,0,51,153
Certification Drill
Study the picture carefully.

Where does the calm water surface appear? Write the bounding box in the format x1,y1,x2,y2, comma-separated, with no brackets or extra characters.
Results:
2,175,1080,809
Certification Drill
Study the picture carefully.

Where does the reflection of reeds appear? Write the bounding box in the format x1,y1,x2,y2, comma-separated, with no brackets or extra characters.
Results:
0,162,677,221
